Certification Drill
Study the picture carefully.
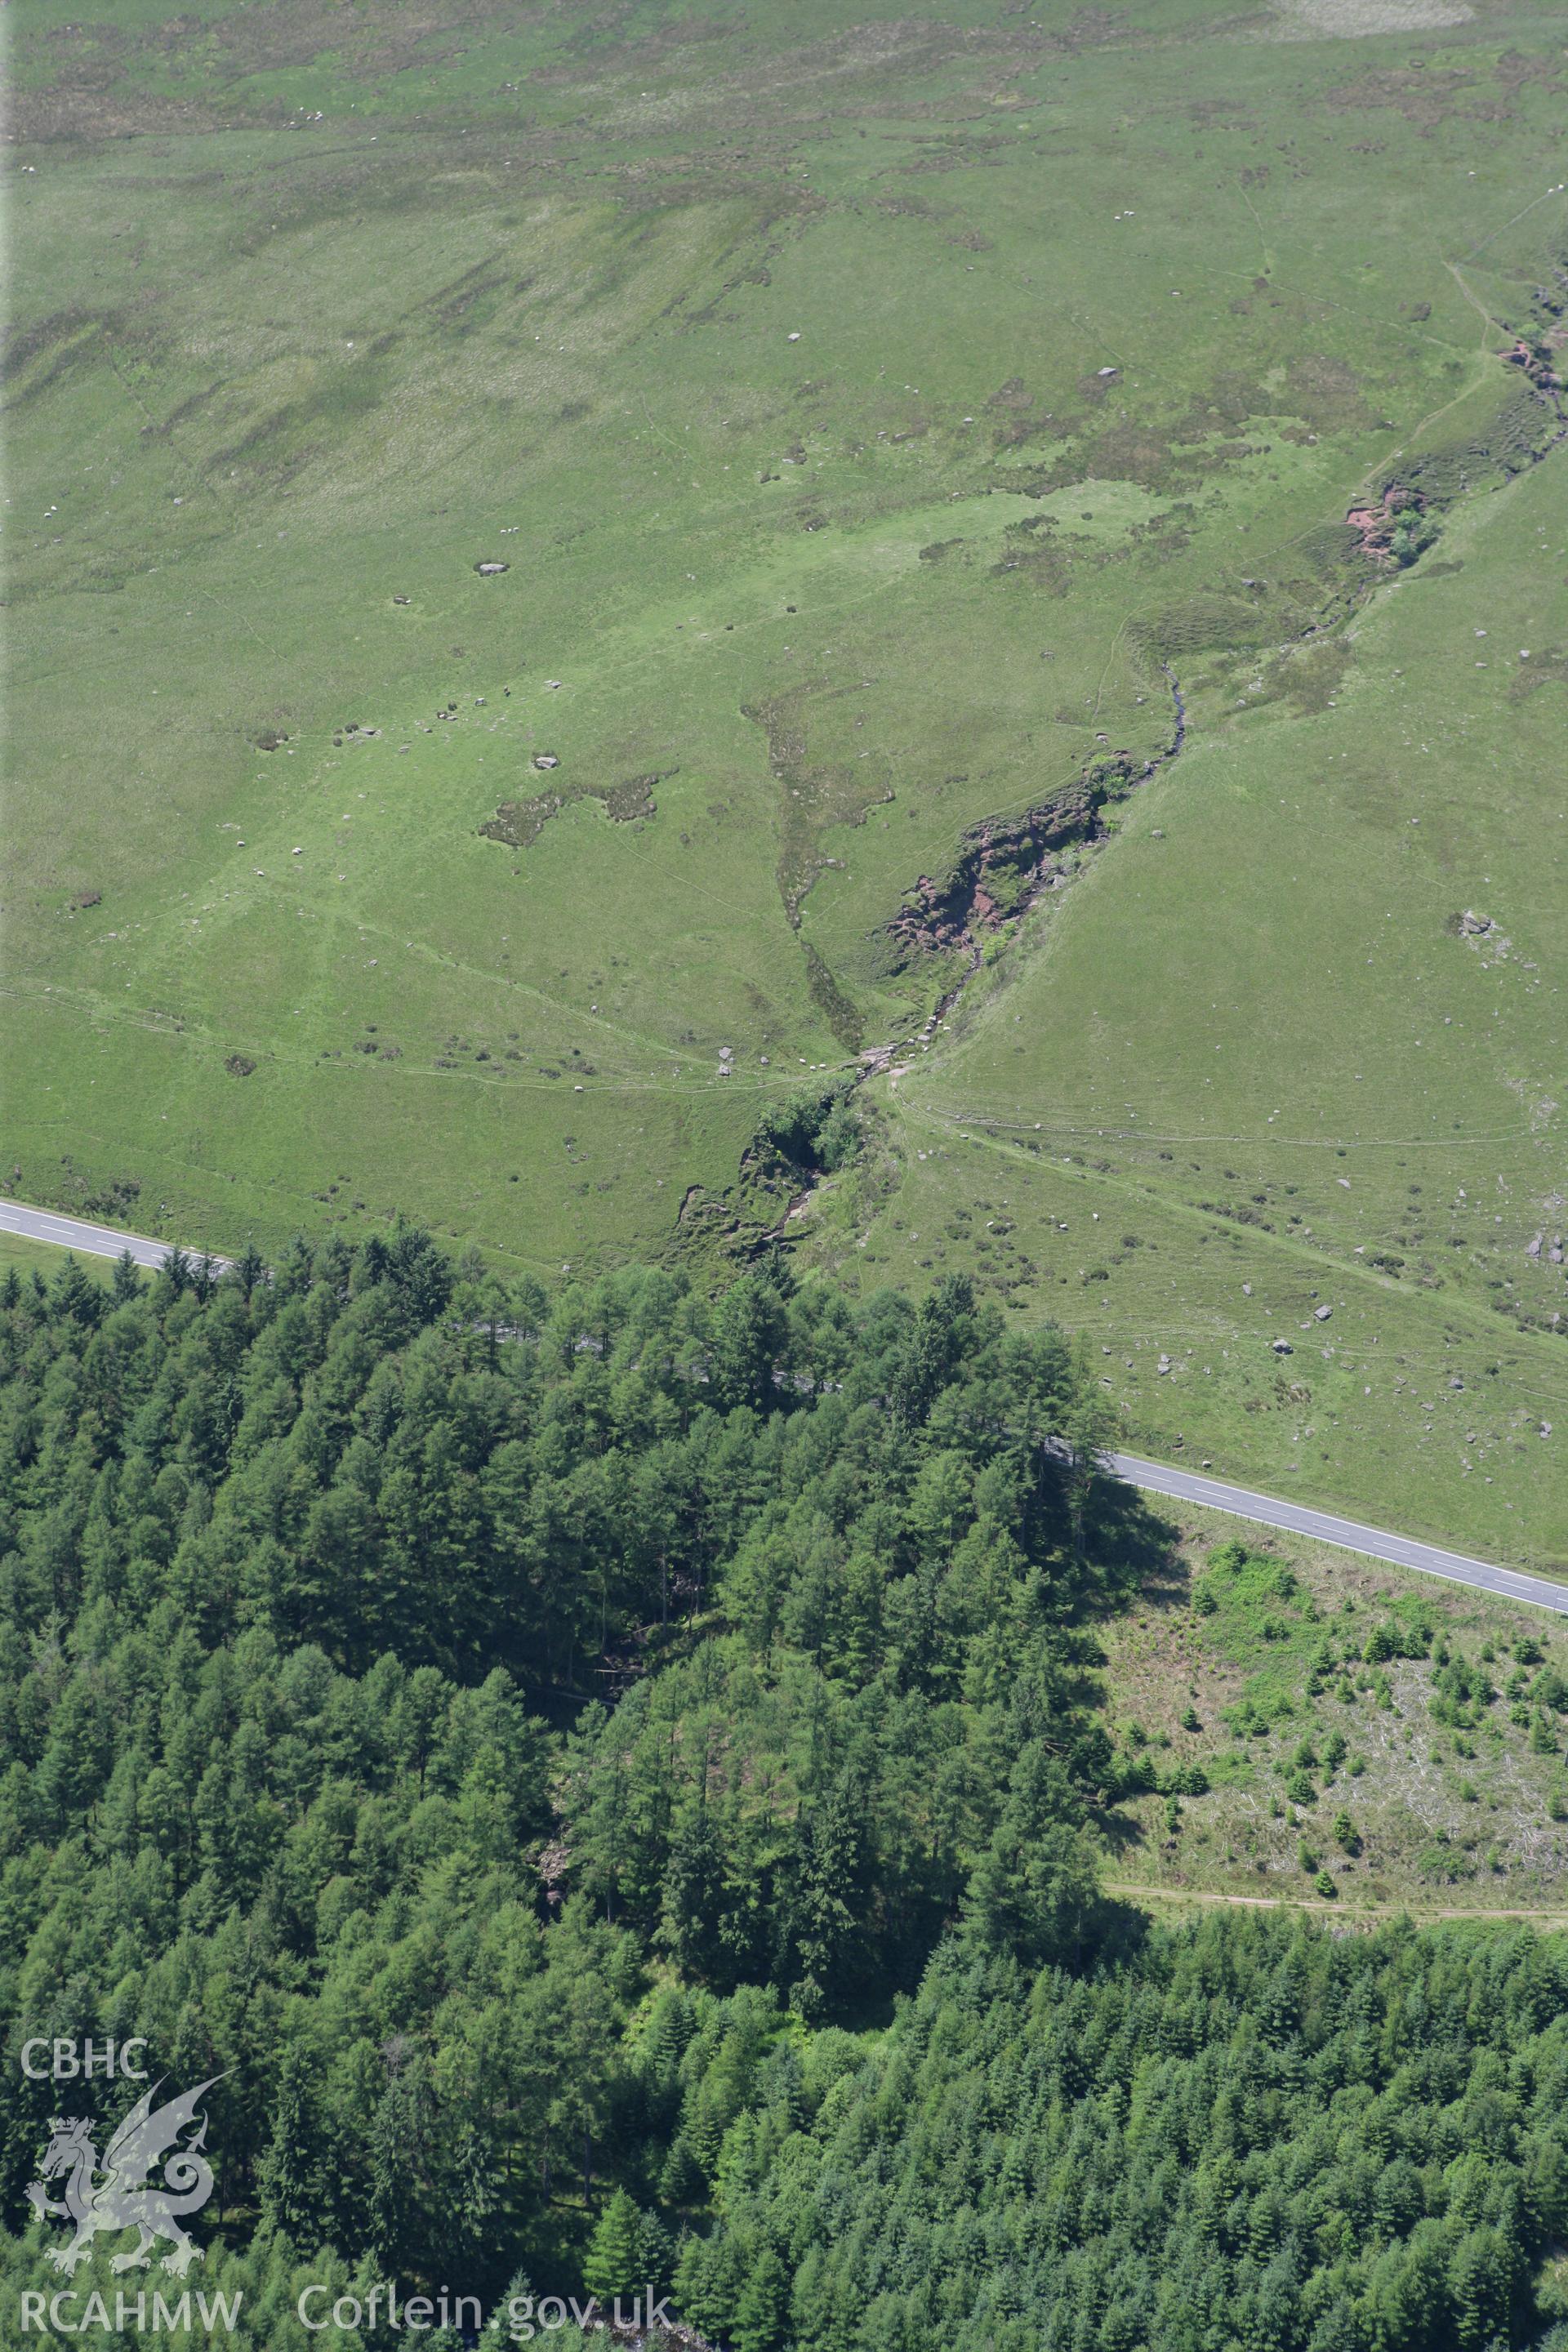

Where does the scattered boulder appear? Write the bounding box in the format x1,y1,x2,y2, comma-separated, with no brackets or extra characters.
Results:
1314,1304,1332,1321
1450,907,1512,958
1272,1339,1293,1355
532,753,560,771
474,561,510,577
225,1054,256,1078
72,889,101,909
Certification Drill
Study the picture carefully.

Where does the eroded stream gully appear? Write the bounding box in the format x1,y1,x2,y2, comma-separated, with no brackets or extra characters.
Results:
858,660,1187,1082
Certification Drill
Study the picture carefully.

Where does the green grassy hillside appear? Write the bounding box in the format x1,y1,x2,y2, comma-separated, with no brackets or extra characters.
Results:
821,448,1568,1561
7,0,1567,1550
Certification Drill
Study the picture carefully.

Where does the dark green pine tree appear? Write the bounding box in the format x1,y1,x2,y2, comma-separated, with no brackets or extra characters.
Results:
662,1804,728,1984
636,2207,675,2296
888,1277,973,1428
231,1241,268,1297
50,1254,103,1327
732,2247,790,2352
786,1780,865,2020
962,1744,1102,1971
710,1275,790,1412
657,2132,706,2210
368,2062,437,2280
485,2270,534,2345
582,2186,644,2305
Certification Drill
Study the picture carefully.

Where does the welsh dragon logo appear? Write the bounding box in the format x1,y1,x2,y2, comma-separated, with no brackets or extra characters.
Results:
27,2078,222,2278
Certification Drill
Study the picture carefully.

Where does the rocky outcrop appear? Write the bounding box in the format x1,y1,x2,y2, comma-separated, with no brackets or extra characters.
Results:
1344,501,1392,555
885,780,1099,961
882,751,1152,969
1505,337,1563,395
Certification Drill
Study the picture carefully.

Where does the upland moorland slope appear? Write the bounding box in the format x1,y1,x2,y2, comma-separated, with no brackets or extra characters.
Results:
6,0,1568,1556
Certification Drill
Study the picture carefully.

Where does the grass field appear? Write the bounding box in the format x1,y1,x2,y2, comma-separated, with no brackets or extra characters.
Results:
1102,1501,1568,1921
0,1232,121,1285
6,0,1568,1550
800,315,1568,1562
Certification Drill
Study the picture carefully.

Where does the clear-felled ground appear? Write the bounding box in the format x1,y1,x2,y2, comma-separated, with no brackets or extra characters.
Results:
1101,1503,1568,1919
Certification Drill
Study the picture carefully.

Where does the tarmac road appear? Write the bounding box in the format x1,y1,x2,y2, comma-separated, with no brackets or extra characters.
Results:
3,1196,1561,1615
0,1196,233,1273
1110,1449,1568,1616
